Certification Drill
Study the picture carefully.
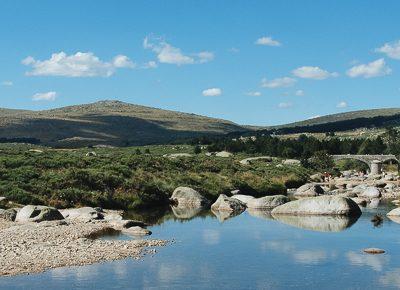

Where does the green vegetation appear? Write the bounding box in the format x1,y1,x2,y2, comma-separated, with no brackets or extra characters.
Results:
0,144,310,210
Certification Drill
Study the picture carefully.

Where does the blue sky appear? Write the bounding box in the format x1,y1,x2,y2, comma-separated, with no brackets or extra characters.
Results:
0,0,400,125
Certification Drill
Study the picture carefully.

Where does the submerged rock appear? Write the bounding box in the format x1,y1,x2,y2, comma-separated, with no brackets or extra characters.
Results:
170,187,210,208
15,205,64,223
272,214,358,232
271,196,362,216
363,248,385,254
247,195,289,209
211,194,246,213
122,226,152,236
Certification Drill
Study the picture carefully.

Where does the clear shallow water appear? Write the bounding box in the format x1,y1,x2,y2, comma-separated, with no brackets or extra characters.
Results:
2,203,400,290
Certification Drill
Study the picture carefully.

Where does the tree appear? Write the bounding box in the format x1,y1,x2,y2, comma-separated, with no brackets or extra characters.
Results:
309,150,335,172
193,145,202,154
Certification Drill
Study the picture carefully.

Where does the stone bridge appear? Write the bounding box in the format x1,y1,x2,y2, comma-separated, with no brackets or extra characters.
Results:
331,154,399,174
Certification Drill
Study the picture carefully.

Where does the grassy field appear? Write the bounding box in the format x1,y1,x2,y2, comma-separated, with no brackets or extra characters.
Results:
0,144,311,210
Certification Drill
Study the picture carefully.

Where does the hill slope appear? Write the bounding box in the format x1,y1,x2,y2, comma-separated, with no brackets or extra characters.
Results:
263,108,400,135
0,100,247,147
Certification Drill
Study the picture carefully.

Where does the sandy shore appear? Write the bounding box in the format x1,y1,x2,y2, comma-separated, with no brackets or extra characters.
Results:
0,219,166,276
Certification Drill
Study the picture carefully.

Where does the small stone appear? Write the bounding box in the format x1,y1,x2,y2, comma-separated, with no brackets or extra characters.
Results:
363,248,385,254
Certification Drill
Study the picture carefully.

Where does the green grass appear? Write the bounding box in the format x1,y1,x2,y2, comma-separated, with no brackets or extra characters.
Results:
0,144,311,210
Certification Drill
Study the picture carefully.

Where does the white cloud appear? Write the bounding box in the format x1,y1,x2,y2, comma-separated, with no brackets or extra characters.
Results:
246,91,262,96
295,89,304,96
142,61,158,69
278,102,293,108
336,101,348,108
144,35,214,66
112,55,135,68
202,88,222,96
346,58,391,78
255,36,281,46
376,40,400,60
229,47,240,53
292,66,338,80
32,91,57,101
261,77,296,88
1,81,13,86
22,52,134,77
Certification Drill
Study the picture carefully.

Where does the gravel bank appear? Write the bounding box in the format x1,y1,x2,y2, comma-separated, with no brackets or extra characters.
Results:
0,219,166,276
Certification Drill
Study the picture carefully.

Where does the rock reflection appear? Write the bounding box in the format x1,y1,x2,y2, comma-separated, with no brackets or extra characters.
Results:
247,209,274,220
171,206,204,220
211,208,243,222
271,214,359,232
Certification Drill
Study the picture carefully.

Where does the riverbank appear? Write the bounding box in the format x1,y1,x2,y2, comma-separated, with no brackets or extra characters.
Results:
0,218,166,276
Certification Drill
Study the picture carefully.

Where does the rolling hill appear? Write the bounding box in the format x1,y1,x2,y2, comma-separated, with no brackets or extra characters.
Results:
0,100,248,147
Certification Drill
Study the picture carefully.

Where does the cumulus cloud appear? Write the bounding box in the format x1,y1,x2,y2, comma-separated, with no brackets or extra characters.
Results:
32,91,57,101
292,66,338,80
336,101,348,108
278,102,293,108
144,35,214,66
376,40,400,60
346,58,391,78
261,77,296,88
1,81,13,86
142,61,158,69
22,52,134,77
295,89,304,96
246,91,262,96
202,88,222,96
255,36,281,46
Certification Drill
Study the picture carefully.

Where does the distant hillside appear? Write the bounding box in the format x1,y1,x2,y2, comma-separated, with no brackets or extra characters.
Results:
258,108,400,135
0,100,247,147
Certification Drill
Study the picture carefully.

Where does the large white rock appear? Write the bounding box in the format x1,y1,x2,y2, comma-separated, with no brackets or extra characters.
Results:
215,151,233,158
15,205,64,222
60,207,103,221
247,195,289,209
211,194,246,213
239,156,273,165
387,207,400,216
294,183,324,197
358,187,381,199
271,196,362,216
170,187,210,208
282,159,301,166
231,195,255,205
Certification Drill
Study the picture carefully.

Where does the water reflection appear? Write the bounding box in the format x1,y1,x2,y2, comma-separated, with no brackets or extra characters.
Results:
247,209,274,220
347,251,390,272
171,206,204,220
211,209,241,222
271,214,359,232
380,268,400,287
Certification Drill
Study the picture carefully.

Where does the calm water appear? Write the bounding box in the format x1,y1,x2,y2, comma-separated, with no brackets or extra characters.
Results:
2,203,400,290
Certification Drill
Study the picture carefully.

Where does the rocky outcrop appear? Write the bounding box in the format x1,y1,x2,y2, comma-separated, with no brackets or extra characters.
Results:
15,205,64,223
164,153,193,158
271,196,362,216
239,156,273,165
294,183,324,197
170,187,210,208
211,194,246,213
247,195,289,209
